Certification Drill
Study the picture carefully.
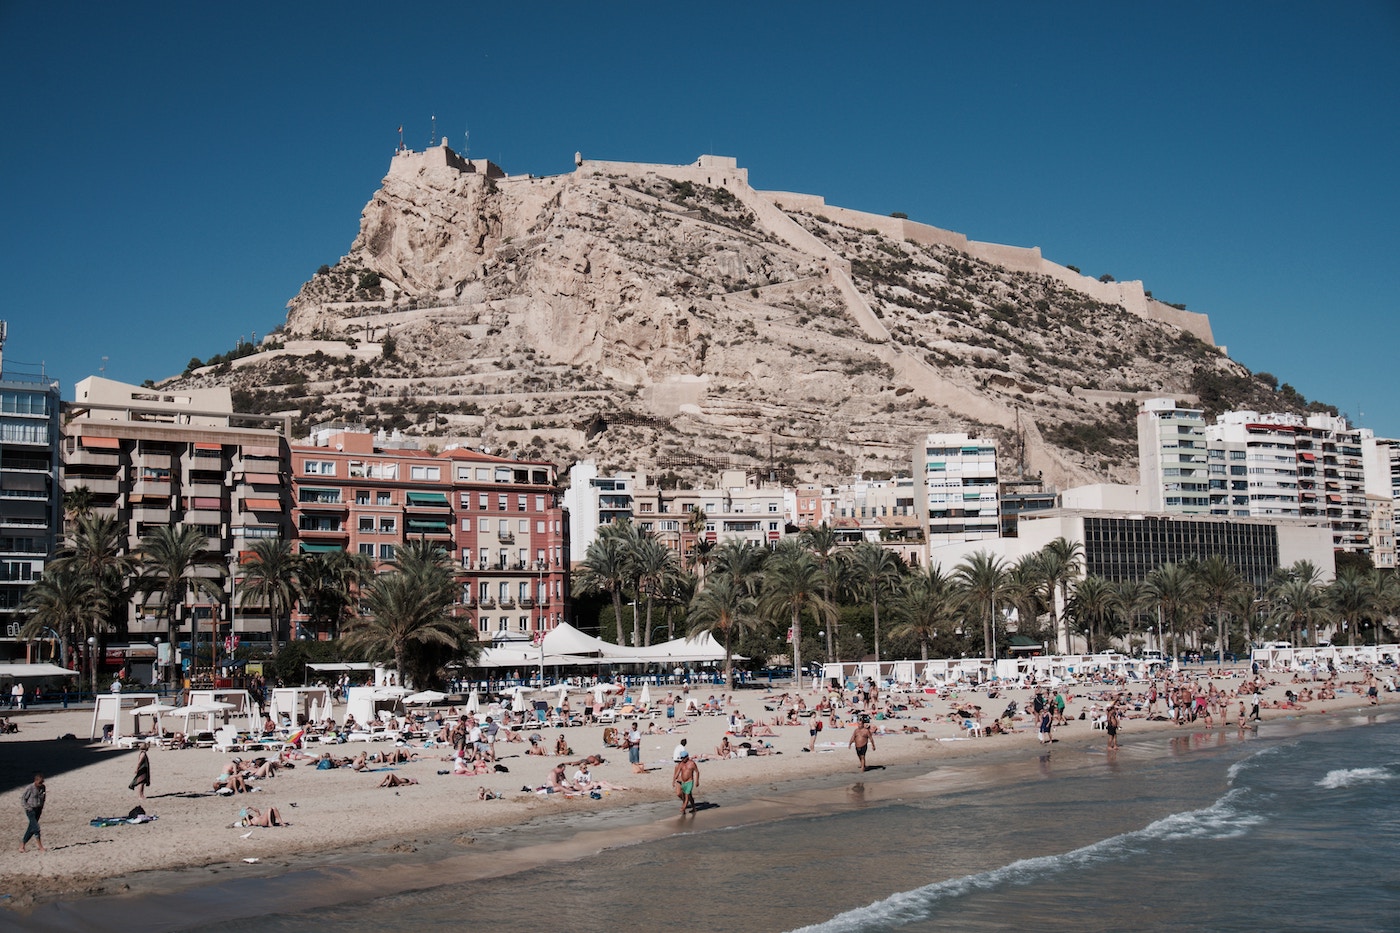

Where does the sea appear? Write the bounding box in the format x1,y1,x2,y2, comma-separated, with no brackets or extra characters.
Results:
20,710,1399,933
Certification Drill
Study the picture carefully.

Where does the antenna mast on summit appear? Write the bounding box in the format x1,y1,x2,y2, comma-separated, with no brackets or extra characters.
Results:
463,125,470,158
429,114,436,149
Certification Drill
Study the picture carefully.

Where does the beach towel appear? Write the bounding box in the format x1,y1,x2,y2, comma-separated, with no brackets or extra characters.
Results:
90,815,158,827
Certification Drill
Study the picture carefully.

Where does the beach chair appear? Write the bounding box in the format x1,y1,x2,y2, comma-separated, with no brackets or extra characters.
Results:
193,730,217,749
213,728,247,753
959,718,986,738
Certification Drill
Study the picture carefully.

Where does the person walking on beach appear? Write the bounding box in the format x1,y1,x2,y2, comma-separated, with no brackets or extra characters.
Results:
673,749,700,815
624,721,644,773
131,745,151,802
1038,708,1053,745
850,717,875,771
1105,706,1120,750
20,773,45,852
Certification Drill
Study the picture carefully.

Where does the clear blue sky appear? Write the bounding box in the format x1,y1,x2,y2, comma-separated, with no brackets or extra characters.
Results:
3,2,1397,435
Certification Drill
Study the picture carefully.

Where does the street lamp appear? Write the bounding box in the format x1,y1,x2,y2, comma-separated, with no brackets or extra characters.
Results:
87,635,97,700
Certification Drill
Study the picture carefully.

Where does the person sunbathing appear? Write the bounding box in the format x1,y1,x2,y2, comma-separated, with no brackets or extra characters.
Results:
215,762,250,793
350,752,370,771
554,734,574,756
236,806,286,827
525,734,546,756
379,773,419,787
243,758,282,779
717,735,736,757
478,786,501,800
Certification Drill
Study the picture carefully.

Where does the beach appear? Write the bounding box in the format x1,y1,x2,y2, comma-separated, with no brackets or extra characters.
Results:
0,666,1390,928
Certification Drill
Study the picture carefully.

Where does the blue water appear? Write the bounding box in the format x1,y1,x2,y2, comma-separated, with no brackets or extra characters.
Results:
22,712,1400,932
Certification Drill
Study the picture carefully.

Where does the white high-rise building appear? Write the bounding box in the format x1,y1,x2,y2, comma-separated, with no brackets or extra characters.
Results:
915,433,999,544
1138,398,1209,514
1205,412,1302,518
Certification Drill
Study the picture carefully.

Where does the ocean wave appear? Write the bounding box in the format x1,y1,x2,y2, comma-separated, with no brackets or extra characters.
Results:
1225,742,1291,786
787,790,1262,933
1316,767,1392,789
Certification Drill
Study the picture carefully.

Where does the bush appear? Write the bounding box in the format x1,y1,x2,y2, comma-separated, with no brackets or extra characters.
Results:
358,271,381,290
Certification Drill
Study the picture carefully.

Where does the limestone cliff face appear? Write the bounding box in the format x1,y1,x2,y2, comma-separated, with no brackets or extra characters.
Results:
175,145,1284,489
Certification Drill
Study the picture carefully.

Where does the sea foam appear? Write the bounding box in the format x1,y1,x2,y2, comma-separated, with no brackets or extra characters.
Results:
787,790,1263,933
1316,767,1392,789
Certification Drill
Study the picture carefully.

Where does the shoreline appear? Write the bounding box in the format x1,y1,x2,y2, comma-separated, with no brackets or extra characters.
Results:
3,671,1389,925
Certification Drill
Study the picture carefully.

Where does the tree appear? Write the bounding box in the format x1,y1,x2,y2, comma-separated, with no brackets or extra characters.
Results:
889,564,962,660
299,550,371,640
842,543,903,662
1271,577,1324,648
1112,579,1151,655
1038,538,1083,653
687,573,759,690
346,565,468,689
1066,575,1121,653
800,523,844,661
238,540,301,656
1326,565,1371,648
575,534,631,645
1196,555,1246,664
954,551,1010,658
20,565,102,693
633,535,679,646
62,485,94,521
137,525,226,678
50,514,135,685
1146,563,1201,660
759,540,836,682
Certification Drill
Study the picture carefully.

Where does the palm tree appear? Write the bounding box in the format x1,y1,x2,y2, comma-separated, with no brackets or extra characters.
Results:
62,484,94,522
1369,570,1400,645
238,539,301,655
800,523,844,661
575,533,631,644
1196,555,1246,664
889,564,962,660
1067,575,1121,653
954,550,1010,658
50,514,134,684
711,539,769,596
137,525,226,677
1271,577,1325,648
759,540,836,683
346,565,467,688
687,573,759,689
299,550,371,640
633,536,679,647
1007,553,1049,647
843,542,903,662
1038,538,1083,654
1146,562,1201,662
1112,579,1151,655
20,565,102,694
1327,565,1372,648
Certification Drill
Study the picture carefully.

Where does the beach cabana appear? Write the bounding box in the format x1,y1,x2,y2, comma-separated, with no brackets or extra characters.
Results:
269,686,334,725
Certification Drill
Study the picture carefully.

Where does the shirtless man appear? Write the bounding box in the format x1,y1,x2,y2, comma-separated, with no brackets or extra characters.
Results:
849,718,875,772
672,750,700,814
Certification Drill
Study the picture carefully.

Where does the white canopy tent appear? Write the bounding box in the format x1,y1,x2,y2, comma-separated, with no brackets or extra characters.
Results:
269,687,334,725
0,662,80,679
473,623,730,669
89,692,161,741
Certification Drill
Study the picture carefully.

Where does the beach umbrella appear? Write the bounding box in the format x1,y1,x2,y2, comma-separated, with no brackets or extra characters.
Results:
404,690,448,706
465,689,480,713
640,684,652,708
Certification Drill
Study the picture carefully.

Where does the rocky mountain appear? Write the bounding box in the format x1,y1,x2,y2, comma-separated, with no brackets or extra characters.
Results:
168,143,1326,489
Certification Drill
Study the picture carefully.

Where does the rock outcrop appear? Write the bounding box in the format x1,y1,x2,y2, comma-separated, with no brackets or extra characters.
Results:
169,143,1296,489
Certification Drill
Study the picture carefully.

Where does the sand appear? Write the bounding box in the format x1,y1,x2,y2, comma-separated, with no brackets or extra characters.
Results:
0,665,1385,914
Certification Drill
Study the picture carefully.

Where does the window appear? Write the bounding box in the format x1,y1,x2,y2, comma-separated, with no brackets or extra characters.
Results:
456,466,472,480
377,492,392,506
518,519,529,533
303,460,335,476
517,494,526,512
535,496,544,512
518,616,528,632
519,582,529,602
476,468,490,481
358,517,375,532
410,465,441,481
478,493,488,509
461,518,472,532
461,548,472,567
479,582,488,602
379,518,396,534
479,518,491,532
536,520,545,533
479,617,490,633
355,491,370,505
379,544,395,560
497,494,508,511
358,543,374,556
499,582,509,601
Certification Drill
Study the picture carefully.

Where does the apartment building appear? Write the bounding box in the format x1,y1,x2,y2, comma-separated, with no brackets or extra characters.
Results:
1293,414,1368,553
1205,412,1302,518
1138,398,1209,514
915,433,1001,545
0,326,62,659
291,425,568,642
61,377,293,648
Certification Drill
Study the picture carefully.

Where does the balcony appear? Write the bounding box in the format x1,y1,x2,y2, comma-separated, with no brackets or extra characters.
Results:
478,597,496,609
499,597,516,609
520,597,535,608
497,531,516,544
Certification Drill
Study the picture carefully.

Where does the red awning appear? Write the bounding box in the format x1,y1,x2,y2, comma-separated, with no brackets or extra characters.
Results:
244,498,283,511
81,436,120,449
189,497,223,509
194,442,223,451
